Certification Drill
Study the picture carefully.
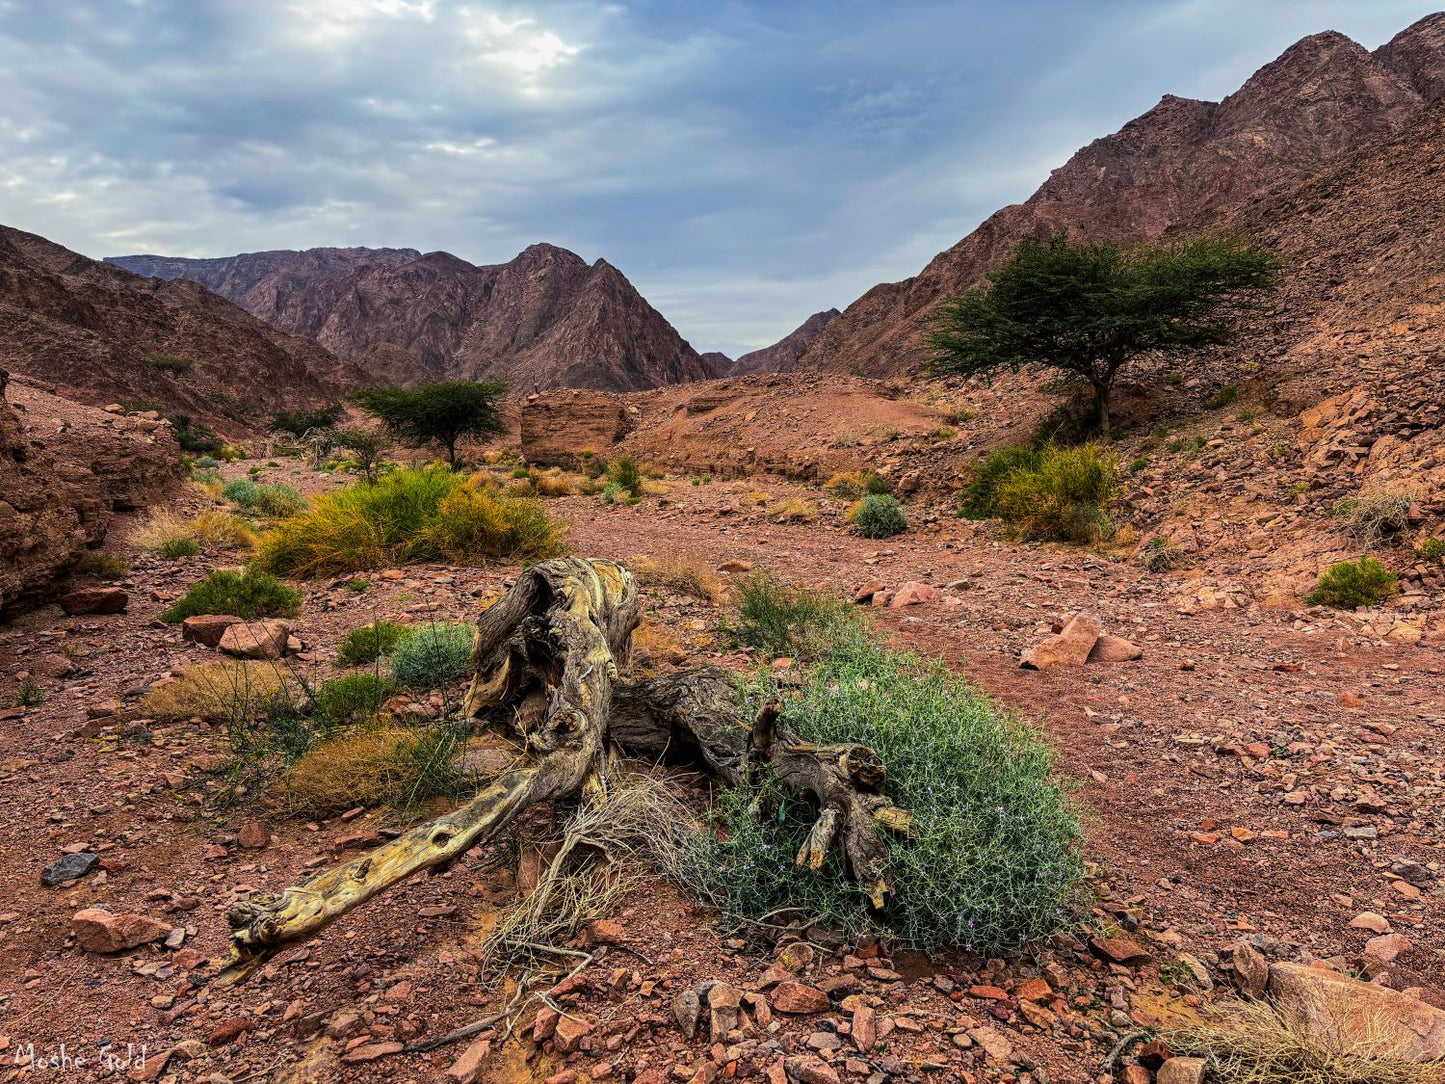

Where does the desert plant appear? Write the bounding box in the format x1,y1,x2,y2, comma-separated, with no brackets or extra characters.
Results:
1208,383,1240,408
852,494,908,539
161,566,302,623
684,631,1083,953
771,497,819,524
278,720,469,817
159,537,201,560
141,660,304,723
961,444,1116,542
269,405,343,436
1415,537,1445,564
148,352,194,374
168,413,224,456
725,574,855,659
252,483,305,518
1306,558,1399,609
133,508,256,555
389,622,475,689
12,676,46,708
606,454,644,496
334,427,387,483
1140,536,1185,572
1128,455,1149,473
74,551,129,580
253,467,566,577
825,471,892,500
337,620,412,666
315,672,391,728
352,381,506,466
223,477,261,507
1332,487,1417,548
533,468,574,497
630,553,722,603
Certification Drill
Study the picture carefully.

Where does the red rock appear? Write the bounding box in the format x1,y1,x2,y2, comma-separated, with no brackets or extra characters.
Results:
207,1017,255,1046
852,580,886,603
1363,933,1412,965
1086,633,1142,663
446,1037,492,1083
1015,977,1052,1003
237,821,270,849
585,918,623,945
1348,911,1390,933
851,1005,876,1053
770,982,830,1014
219,619,293,660
887,581,938,608
1269,962,1445,1060
783,1055,840,1084
341,1040,405,1063
181,614,243,646
968,985,1009,1000
1120,1066,1152,1084
552,1014,592,1054
58,586,128,615
532,1006,560,1042
1020,613,1101,670
72,908,171,953
1158,1058,1207,1084
1089,935,1153,966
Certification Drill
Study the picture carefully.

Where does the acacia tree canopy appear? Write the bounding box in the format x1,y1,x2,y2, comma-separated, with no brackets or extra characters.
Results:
926,233,1282,439
351,380,506,466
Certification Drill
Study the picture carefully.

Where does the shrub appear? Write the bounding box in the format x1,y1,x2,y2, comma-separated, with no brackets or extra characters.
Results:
337,620,412,666
74,551,129,580
1128,455,1149,473
1306,558,1399,609
159,537,200,559
607,455,643,496
631,554,721,603
194,455,221,470
168,413,224,456
1207,383,1239,408
534,469,575,497
726,574,855,659
962,444,1116,543
133,508,257,556
148,352,194,374
1332,487,1416,548
825,471,892,500
1415,537,1445,564
334,427,387,483
278,721,468,817
316,672,390,728
389,623,475,689
252,483,305,518
771,497,818,524
852,494,907,539
161,566,302,622
686,632,1083,953
1140,536,1185,572
253,467,566,577
142,660,304,723
223,478,261,506
601,481,625,505
269,406,343,435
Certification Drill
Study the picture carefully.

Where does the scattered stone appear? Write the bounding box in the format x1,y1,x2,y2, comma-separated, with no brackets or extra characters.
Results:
71,908,171,953
58,586,128,615
1267,962,1445,1061
207,1017,254,1047
182,614,243,647
771,982,830,1014
1363,933,1412,966
236,821,270,849
672,987,702,1039
1089,935,1152,966
852,1005,876,1053
887,581,938,608
218,619,293,660
446,1038,492,1084
1157,1057,1207,1084
718,559,754,573
1020,613,1101,669
41,851,99,886
1227,939,1269,997
340,1040,405,1063
1086,633,1143,663
1348,911,1390,934
552,1015,592,1054
708,983,742,1041
966,1026,1014,1063
784,1055,840,1084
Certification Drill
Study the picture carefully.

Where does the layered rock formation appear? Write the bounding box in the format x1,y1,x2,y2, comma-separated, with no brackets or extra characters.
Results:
797,14,1445,376
111,243,711,393
1,225,353,429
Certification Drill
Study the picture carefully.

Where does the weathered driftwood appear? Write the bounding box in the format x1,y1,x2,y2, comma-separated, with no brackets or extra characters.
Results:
216,558,906,986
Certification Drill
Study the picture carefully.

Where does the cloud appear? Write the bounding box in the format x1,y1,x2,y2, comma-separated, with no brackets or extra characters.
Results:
0,0,1437,353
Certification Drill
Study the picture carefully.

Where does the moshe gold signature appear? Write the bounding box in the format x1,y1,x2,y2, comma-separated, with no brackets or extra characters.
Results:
12,1043,148,1071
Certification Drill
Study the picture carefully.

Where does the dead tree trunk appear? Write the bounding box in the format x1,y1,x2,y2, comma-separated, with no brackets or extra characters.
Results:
216,558,907,986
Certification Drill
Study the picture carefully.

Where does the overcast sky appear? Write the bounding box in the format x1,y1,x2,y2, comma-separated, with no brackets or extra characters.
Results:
0,1,1436,356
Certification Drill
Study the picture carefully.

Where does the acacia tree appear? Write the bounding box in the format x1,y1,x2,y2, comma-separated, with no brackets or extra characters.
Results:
926,233,1281,440
351,380,506,467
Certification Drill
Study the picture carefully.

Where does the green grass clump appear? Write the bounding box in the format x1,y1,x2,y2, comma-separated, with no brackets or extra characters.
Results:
960,444,1116,543
724,574,856,660
253,466,567,577
852,494,908,539
252,483,305,518
337,620,412,666
389,623,475,689
316,672,391,728
1207,383,1239,408
606,454,643,496
159,537,201,559
223,477,261,506
148,352,193,374
1415,537,1445,564
686,630,1084,953
74,551,129,580
1306,558,1399,609
161,566,302,623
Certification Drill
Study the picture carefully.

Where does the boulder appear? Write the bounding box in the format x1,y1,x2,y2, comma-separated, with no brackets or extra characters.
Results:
58,586,128,615
1020,613,1101,669
1266,961,1445,1061
887,581,939,608
72,908,172,953
1086,633,1143,663
1157,1057,1206,1084
218,619,293,660
182,614,244,647
770,982,830,1014
41,852,99,886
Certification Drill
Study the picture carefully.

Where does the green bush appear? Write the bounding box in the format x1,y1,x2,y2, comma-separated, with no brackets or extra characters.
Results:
686,631,1083,953
601,481,624,505
148,352,193,374
316,672,391,728
1306,558,1399,609
852,494,907,539
74,551,129,580
223,478,261,506
1207,383,1239,409
1415,537,1445,564
168,413,224,456
725,574,855,659
961,444,1115,543
389,623,475,689
161,566,302,622
607,455,643,496
253,467,566,577
159,537,200,560
194,455,221,470
252,483,305,518
337,620,412,666
269,406,343,435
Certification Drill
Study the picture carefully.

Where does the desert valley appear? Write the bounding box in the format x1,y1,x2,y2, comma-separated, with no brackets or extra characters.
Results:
2,9,1444,1084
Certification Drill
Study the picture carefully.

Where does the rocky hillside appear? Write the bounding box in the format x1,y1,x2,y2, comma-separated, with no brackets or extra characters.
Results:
730,308,841,375
797,13,1445,376
0,225,355,430
111,243,712,394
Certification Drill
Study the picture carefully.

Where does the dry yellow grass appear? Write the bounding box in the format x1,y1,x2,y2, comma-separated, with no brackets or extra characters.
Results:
629,620,684,670
142,660,303,722
276,722,465,817
770,497,818,524
630,553,722,603
534,468,576,497
131,507,257,553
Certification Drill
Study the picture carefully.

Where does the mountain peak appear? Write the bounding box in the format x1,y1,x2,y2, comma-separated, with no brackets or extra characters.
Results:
1375,11,1445,102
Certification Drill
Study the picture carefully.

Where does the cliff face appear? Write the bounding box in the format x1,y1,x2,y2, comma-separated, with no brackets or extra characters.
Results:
1,225,354,429
797,15,1445,376
112,243,711,394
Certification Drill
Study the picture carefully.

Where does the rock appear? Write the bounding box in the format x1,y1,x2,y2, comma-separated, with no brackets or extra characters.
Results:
852,580,886,604
218,619,293,660
446,1038,492,1084
72,908,172,953
532,1006,560,1042
552,1014,592,1054
1157,1057,1207,1084
771,982,830,1014
1086,633,1143,663
1120,1067,1151,1084
784,1055,840,1084
1267,962,1445,1061
341,1040,405,1063
182,614,244,647
887,581,938,608
966,1026,1014,1063
1364,933,1412,966
1348,911,1390,933
237,821,270,849
58,586,128,615
708,983,742,1040
1020,613,1101,669
1228,938,1269,997
1089,935,1153,966
207,1017,254,1046
718,559,754,573
585,918,624,945
852,1005,876,1053
41,851,99,886
673,987,702,1038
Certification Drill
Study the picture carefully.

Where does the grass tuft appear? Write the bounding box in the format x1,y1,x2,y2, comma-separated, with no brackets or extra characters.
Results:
724,573,856,660
337,620,412,666
851,494,908,538
277,721,469,817
630,553,722,603
389,622,475,689
160,566,302,623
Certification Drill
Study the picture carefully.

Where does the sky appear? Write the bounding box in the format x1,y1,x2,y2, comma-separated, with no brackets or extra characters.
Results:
0,1,1437,356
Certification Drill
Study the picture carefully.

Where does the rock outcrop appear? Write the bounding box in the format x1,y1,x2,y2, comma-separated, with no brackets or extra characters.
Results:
730,309,842,375
111,243,711,394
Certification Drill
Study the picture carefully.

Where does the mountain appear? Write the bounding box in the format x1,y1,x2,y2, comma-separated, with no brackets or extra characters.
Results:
797,14,1445,376
111,243,712,394
0,224,354,428
731,309,841,375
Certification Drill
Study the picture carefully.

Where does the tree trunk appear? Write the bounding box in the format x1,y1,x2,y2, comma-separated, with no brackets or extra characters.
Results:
1094,380,1112,444
215,558,907,986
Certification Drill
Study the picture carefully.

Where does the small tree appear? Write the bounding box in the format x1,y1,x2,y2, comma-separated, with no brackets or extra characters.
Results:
335,427,387,483
927,233,1281,440
269,405,343,436
351,381,506,467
